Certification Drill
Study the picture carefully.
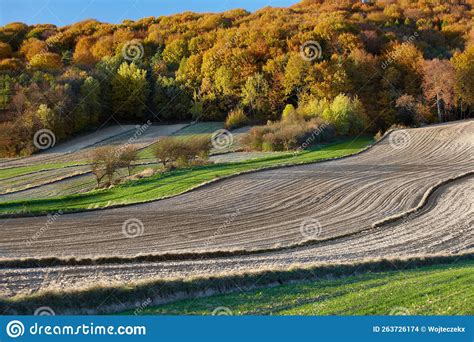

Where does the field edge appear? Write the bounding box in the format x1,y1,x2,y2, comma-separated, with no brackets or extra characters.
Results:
1,253,472,315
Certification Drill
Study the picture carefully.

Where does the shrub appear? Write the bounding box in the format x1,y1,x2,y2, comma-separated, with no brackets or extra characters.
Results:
305,118,336,142
322,94,368,135
225,108,249,130
241,126,272,151
244,119,334,152
191,136,212,160
374,130,383,141
154,136,211,168
281,104,298,121
261,132,278,151
176,136,211,166
296,98,328,120
277,124,305,150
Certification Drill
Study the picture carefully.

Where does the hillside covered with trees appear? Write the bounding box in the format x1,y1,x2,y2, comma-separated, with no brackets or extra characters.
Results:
0,0,473,156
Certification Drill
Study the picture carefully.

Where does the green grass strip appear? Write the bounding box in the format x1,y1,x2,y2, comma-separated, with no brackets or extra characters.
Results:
130,261,474,316
0,162,86,181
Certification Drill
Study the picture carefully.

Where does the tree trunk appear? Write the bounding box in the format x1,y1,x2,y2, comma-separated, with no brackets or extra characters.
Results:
436,93,443,123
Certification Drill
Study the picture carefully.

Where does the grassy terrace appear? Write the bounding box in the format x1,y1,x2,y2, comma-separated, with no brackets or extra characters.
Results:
0,162,86,180
0,122,247,183
0,136,372,216
129,261,474,315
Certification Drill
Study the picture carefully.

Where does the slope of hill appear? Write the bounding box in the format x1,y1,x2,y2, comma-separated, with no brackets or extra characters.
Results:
1,0,473,155
0,121,472,301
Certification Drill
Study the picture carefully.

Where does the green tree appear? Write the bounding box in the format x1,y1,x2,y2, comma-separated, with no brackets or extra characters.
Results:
323,94,367,135
283,54,308,97
242,73,270,116
111,62,150,120
281,104,297,121
0,75,13,111
162,39,188,67
452,46,474,112
154,76,191,120
36,104,56,128
75,76,101,132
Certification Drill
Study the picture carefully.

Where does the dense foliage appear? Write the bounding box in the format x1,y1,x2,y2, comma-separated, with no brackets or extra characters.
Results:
0,0,473,156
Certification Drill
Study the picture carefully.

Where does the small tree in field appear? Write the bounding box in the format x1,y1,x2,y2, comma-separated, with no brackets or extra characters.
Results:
117,146,138,176
154,137,182,167
90,146,121,187
187,136,212,161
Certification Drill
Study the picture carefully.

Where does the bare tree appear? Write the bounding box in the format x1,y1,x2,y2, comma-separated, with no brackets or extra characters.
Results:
117,145,138,176
10,85,27,118
90,146,121,187
153,137,182,167
191,136,212,161
422,59,455,122
154,136,211,168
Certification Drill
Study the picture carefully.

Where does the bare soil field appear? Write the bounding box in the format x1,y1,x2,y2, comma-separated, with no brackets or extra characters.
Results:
0,175,471,298
0,121,472,258
0,120,472,298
